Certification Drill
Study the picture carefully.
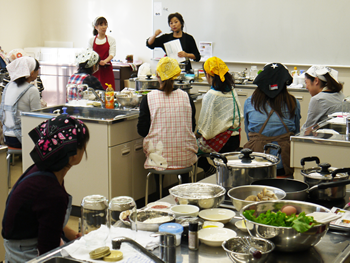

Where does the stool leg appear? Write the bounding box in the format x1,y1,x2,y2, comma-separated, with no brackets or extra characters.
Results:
177,174,182,185
194,162,198,182
7,154,11,189
159,174,162,199
145,172,152,205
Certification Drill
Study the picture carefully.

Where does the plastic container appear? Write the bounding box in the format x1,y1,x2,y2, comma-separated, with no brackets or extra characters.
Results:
159,223,184,246
292,67,299,84
105,83,115,109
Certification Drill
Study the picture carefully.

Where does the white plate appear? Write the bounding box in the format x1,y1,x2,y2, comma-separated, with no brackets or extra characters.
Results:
202,221,224,229
234,220,254,232
199,208,236,224
170,205,199,218
198,228,237,247
146,202,172,213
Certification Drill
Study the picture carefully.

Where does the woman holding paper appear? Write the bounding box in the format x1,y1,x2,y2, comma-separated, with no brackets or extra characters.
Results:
146,12,200,72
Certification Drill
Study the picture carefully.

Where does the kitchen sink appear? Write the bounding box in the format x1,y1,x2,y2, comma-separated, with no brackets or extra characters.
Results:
41,257,85,263
31,105,138,121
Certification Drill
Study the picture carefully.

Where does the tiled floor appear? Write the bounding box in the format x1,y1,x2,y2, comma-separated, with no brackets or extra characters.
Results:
9,155,80,233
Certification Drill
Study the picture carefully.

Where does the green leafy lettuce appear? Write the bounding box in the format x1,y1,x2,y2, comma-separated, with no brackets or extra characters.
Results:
243,210,316,233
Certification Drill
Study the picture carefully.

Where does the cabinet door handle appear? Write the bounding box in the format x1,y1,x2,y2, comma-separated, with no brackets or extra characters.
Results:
237,92,248,97
121,148,131,156
134,145,143,151
295,96,303,101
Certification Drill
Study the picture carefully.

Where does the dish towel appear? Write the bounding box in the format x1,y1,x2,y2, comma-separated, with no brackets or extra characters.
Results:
61,226,159,263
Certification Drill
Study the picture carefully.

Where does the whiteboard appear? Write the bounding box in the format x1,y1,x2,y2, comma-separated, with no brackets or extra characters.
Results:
152,0,350,67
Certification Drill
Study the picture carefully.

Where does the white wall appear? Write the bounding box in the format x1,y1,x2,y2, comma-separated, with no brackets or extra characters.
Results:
1,0,350,96
1,0,42,51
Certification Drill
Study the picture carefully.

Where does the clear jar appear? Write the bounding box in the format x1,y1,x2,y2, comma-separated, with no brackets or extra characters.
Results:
81,195,108,249
108,196,137,228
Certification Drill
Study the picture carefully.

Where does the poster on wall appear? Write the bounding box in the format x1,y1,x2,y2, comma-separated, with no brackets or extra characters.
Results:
199,42,213,61
154,2,162,16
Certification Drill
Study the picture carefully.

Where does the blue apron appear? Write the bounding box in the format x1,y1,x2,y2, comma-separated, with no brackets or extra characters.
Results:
3,169,72,263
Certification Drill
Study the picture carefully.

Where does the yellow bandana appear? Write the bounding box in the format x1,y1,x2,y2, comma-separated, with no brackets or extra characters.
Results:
156,57,181,81
204,57,229,82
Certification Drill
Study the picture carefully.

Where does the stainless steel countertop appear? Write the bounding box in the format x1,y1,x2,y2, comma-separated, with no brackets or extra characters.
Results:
29,174,350,263
21,105,140,125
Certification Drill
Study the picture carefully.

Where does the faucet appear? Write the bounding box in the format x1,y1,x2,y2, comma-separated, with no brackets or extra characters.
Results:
87,87,104,105
112,236,165,263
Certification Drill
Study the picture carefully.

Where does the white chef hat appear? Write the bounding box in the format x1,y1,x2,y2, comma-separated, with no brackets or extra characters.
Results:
6,56,36,81
75,48,99,68
306,65,339,83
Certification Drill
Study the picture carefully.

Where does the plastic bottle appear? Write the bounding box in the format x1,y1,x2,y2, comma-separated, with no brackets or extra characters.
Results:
105,83,115,109
291,67,299,84
188,222,199,250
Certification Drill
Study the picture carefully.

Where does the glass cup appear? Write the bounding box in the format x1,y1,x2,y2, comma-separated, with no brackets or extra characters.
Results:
108,196,137,236
66,84,77,104
81,195,108,250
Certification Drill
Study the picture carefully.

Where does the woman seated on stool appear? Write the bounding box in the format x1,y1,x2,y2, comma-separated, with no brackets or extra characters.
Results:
0,56,41,148
302,65,344,129
196,57,243,177
137,57,198,194
2,114,90,263
244,63,301,177
68,48,104,90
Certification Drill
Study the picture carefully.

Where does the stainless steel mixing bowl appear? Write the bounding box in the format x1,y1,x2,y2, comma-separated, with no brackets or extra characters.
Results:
129,210,175,232
169,183,226,209
241,200,330,252
115,94,142,108
222,236,275,263
228,185,286,211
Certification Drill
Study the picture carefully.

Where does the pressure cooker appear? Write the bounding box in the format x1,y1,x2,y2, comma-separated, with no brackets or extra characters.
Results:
135,75,160,91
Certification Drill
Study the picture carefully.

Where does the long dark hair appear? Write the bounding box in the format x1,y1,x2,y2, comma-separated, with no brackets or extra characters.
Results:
168,13,184,30
14,59,40,86
159,79,174,96
305,72,343,92
203,64,235,93
251,87,297,119
93,17,108,36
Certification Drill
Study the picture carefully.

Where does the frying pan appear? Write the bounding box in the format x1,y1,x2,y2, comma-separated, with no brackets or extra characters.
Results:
251,177,350,201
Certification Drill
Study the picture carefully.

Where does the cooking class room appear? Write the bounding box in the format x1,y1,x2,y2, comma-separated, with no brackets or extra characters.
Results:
1,0,350,262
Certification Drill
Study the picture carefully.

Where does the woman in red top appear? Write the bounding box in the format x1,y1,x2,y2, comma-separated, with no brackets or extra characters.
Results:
89,16,116,90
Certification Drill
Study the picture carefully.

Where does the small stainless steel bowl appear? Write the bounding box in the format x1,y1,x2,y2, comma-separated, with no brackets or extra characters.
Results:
228,185,286,211
222,236,275,263
129,210,175,232
169,183,226,209
241,200,330,252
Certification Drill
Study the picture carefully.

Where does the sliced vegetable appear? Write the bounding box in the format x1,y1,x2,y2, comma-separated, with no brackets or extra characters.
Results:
243,209,316,233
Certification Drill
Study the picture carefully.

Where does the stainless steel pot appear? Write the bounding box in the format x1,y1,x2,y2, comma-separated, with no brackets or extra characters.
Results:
210,144,281,194
173,79,193,93
135,76,160,91
301,156,350,200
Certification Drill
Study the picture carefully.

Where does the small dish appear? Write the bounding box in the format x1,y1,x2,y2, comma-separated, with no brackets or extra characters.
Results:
199,208,236,224
170,205,199,218
234,220,254,232
146,201,172,211
202,221,224,229
198,228,237,247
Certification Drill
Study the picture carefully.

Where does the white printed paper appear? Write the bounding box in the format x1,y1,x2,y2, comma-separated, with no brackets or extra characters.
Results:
199,41,213,61
154,2,162,16
164,39,186,63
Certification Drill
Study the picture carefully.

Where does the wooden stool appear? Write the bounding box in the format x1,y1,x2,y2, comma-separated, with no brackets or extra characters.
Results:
145,166,194,205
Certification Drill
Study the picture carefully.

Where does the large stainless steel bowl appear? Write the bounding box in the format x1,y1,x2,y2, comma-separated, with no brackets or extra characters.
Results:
222,236,275,263
241,200,330,252
129,210,175,232
169,183,226,209
228,185,286,211
115,94,142,108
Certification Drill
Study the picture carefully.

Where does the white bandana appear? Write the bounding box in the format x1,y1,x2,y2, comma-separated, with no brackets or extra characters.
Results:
306,65,339,83
75,48,99,68
6,56,36,81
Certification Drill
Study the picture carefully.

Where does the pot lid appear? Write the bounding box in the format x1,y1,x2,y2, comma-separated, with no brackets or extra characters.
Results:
302,163,349,180
212,149,279,168
136,78,158,82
